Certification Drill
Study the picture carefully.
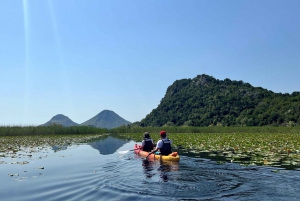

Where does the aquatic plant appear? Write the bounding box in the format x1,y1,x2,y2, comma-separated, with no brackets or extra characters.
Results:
117,132,300,169
0,134,106,159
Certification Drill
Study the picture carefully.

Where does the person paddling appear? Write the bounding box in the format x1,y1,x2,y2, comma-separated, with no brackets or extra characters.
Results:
146,131,172,159
141,132,154,152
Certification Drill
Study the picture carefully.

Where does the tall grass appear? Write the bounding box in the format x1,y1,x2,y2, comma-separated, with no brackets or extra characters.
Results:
1,124,300,136
0,124,107,136
110,125,300,134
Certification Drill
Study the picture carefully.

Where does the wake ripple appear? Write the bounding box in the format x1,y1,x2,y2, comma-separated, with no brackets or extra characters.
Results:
15,152,300,201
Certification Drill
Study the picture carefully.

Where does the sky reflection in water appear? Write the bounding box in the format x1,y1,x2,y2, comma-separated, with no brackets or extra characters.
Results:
1,136,300,201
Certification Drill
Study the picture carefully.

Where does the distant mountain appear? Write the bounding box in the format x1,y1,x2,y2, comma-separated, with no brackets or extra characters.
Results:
40,114,79,127
81,110,131,129
140,74,300,127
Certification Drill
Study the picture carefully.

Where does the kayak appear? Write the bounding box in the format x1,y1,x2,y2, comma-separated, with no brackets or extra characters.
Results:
134,144,180,162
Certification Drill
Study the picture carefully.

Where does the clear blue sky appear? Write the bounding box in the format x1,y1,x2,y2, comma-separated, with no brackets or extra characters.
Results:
0,0,299,125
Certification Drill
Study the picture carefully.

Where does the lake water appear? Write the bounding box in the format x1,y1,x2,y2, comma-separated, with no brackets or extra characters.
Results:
1,136,300,201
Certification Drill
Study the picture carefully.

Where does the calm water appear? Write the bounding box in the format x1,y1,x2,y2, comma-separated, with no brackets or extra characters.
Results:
1,136,300,201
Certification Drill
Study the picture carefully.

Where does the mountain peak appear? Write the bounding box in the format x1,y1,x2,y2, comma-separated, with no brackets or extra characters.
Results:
40,114,79,127
51,114,68,120
40,110,130,128
98,110,114,115
81,110,131,129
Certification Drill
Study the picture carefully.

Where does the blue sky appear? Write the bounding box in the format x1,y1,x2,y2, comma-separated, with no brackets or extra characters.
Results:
0,0,299,125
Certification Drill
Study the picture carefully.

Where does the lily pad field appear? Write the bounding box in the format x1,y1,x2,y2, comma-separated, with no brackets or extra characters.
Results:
0,134,106,161
117,132,300,169
1,125,300,169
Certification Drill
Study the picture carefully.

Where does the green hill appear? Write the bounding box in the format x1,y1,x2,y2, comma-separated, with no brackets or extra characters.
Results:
81,110,131,129
140,74,300,127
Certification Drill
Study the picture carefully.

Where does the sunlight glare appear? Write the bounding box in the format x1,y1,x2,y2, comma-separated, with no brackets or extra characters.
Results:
22,0,30,125
48,0,71,109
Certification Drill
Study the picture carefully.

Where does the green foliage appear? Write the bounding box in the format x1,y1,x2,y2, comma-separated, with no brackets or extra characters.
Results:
139,74,300,127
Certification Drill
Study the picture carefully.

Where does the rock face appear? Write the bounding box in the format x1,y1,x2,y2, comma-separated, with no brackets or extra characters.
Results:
81,110,131,129
40,114,79,127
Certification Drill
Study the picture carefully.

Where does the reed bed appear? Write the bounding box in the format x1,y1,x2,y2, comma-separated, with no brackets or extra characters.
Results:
0,125,107,136
110,126,300,134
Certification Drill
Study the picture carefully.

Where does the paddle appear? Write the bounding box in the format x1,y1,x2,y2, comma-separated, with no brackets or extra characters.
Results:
118,148,140,154
142,153,152,163
145,153,151,160
144,151,156,161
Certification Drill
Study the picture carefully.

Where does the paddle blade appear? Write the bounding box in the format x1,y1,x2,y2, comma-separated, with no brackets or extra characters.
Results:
118,150,130,154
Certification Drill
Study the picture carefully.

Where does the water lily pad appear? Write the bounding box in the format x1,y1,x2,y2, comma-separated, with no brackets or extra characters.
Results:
8,174,19,176
35,167,44,169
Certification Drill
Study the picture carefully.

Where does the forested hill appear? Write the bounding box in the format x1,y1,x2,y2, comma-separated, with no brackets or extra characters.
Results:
140,74,300,127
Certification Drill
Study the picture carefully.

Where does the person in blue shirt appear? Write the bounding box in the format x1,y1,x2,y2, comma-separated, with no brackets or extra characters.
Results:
141,132,154,152
147,131,172,157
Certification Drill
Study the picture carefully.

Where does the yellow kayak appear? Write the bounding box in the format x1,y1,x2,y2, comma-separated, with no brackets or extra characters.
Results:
134,144,180,162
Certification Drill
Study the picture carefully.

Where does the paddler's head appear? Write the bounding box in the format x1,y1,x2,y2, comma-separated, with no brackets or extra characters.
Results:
159,130,167,138
144,132,150,138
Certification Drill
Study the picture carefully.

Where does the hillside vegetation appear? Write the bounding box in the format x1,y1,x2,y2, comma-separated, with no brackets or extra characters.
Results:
140,74,300,127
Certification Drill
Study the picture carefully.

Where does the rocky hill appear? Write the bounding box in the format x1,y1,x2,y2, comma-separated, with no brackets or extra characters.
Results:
81,110,131,129
140,74,300,127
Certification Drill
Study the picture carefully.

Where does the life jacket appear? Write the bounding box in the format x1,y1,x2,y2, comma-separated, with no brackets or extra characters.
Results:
142,137,153,152
160,138,172,155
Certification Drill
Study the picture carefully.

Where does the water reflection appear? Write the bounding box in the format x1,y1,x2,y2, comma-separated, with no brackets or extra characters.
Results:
52,144,69,152
89,136,130,155
2,138,300,201
158,161,179,182
142,160,155,179
51,135,130,154
142,160,179,182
